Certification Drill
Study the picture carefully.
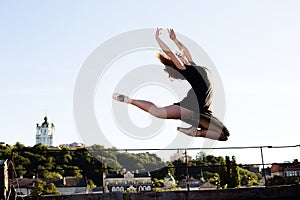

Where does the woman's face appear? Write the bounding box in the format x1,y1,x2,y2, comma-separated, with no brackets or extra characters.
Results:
176,52,187,64
177,54,188,64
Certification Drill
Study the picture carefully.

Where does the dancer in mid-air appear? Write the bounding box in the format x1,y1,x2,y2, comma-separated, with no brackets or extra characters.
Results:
113,28,230,141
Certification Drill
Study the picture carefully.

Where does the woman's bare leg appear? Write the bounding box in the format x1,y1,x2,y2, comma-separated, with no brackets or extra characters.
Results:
129,99,230,141
112,93,194,120
178,118,228,141
199,118,229,139
113,93,228,141
130,99,194,120
179,128,228,141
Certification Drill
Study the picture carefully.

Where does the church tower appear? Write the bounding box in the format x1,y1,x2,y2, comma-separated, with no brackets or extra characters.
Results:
36,116,55,147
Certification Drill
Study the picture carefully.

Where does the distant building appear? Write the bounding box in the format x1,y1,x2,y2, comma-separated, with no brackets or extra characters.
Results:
61,142,85,149
11,177,88,195
178,177,217,190
271,159,300,178
164,171,176,189
170,150,192,162
244,165,260,174
36,116,55,147
103,171,152,193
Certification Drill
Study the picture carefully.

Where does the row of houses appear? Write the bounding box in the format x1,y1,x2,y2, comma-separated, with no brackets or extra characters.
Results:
1,158,300,198
270,159,300,178
13,177,88,196
103,171,152,193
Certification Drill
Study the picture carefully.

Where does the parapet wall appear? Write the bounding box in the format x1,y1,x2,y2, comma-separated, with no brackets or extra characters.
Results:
18,184,300,200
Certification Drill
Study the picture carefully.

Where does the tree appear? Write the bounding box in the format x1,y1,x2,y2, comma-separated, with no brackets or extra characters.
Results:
196,151,207,163
230,156,240,188
172,160,186,180
267,175,300,186
63,165,82,178
87,179,96,189
153,178,165,187
0,141,261,190
30,180,45,196
239,168,259,186
206,172,220,188
30,180,60,196
218,157,227,188
41,171,62,179
219,156,241,188
44,183,60,195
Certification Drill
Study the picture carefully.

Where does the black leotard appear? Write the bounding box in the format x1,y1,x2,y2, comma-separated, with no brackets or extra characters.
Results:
173,64,230,136
173,64,213,115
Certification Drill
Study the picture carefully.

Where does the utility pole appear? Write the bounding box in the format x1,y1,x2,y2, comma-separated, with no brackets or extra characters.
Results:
185,149,190,191
260,147,268,186
11,150,14,184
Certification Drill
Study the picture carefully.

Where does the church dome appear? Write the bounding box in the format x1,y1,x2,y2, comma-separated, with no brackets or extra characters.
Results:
42,116,49,127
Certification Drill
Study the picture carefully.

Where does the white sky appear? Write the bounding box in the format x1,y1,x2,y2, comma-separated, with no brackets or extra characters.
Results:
1,0,300,165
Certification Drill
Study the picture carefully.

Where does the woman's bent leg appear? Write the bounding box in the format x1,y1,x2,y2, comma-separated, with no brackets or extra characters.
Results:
195,129,228,141
198,118,229,141
178,125,228,141
113,94,229,140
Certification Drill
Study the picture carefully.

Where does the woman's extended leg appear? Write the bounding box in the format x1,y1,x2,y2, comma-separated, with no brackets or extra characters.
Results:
113,93,194,120
112,93,229,141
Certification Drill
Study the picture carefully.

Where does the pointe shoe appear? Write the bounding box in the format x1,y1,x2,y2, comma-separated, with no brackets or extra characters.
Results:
218,132,228,141
112,93,131,103
177,126,198,136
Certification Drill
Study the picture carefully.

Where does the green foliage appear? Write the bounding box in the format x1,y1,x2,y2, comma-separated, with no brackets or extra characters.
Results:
151,165,172,180
1,143,167,187
44,183,60,195
152,187,182,192
172,160,187,180
41,171,62,179
0,143,262,190
30,180,45,196
205,172,220,185
174,152,255,189
219,156,241,188
153,178,165,187
230,156,241,188
239,167,260,186
30,180,60,196
267,175,300,186
87,179,96,189
63,165,82,178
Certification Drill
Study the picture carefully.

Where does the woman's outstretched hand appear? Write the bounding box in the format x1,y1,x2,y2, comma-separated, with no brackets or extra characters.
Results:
155,27,163,40
168,28,176,40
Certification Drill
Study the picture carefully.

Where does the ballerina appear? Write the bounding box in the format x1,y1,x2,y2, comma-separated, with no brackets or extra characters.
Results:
113,28,229,141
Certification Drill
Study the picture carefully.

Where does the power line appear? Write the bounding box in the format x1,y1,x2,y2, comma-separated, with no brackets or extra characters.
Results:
89,144,300,152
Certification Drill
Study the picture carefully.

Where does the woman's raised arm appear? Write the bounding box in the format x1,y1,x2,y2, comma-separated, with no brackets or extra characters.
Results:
168,28,193,63
155,28,185,70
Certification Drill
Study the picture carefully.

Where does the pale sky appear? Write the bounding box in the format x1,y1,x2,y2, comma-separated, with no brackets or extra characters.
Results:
1,0,300,166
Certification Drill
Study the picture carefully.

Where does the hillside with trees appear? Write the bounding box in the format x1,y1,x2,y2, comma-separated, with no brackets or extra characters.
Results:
0,142,261,188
